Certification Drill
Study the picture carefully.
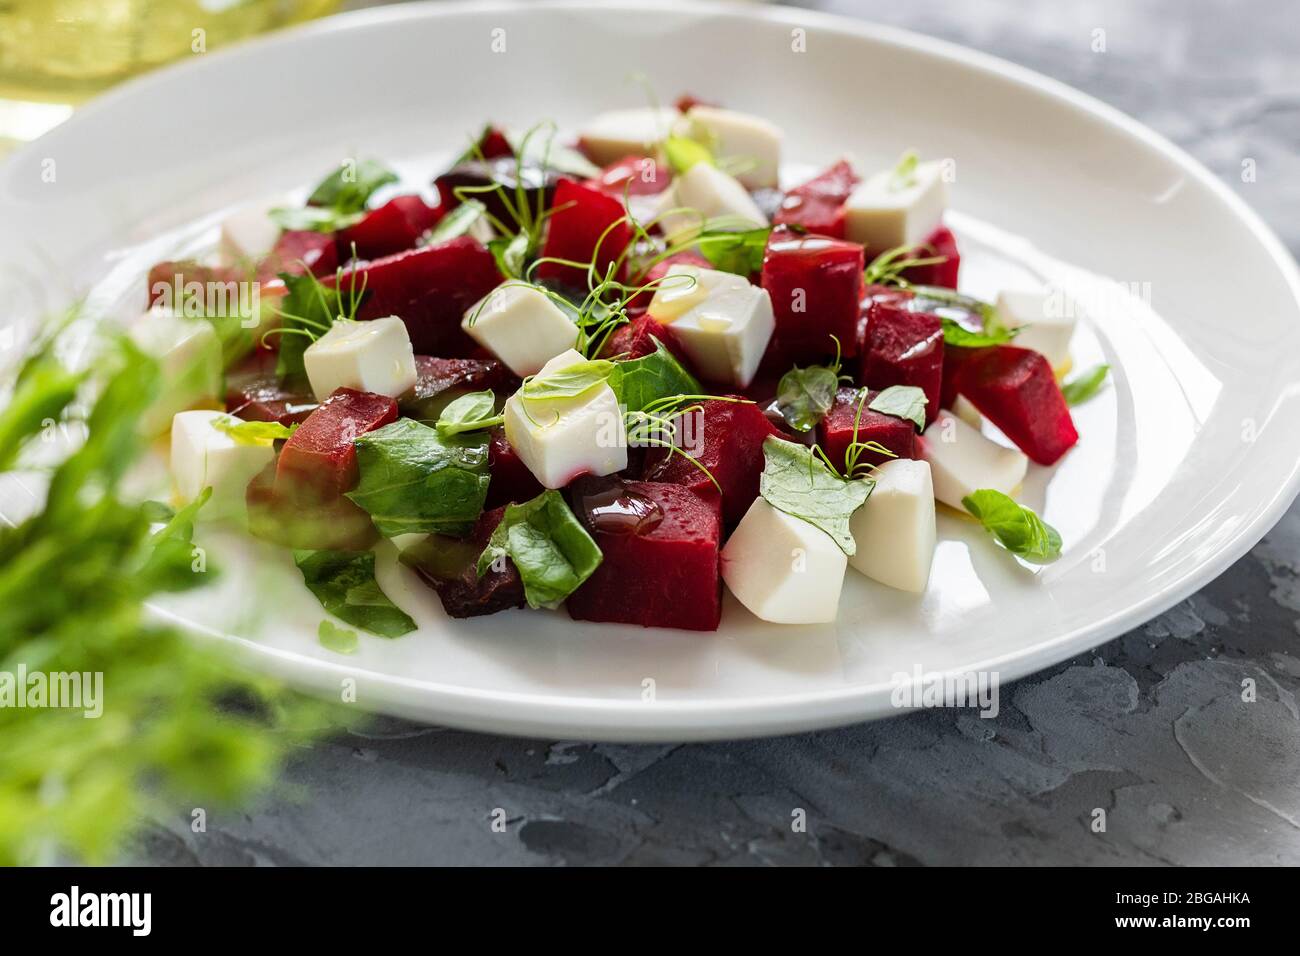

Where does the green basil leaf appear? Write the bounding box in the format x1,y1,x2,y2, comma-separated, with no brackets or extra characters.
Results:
306,158,399,212
293,548,416,638
210,417,296,446
940,315,1017,348
606,339,701,413
436,389,503,437
696,227,771,277
775,364,839,432
868,384,928,431
424,199,487,246
476,489,603,609
318,619,359,655
903,286,1016,348
758,436,874,555
521,359,615,402
961,489,1062,563
663,135,713,175
1061,363,1110,406
487,230,531,279
268,205,365,234
346,418,490,537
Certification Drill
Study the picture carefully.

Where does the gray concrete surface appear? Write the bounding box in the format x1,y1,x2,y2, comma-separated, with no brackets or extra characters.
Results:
134,0,1300,865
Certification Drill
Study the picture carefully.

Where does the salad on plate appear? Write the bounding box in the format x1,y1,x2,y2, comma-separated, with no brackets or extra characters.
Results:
134,96,1108,639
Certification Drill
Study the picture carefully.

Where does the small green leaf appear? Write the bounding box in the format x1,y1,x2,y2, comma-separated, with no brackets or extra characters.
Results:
961,489,1062,563
487,230,531,279
436,390,503,437
521,359,615,402
606,339,701,413
306,159,399,211
759,436,874,555
868,385,928,431
476,490,603,609
695,227,771,277
293,549,417,637
888,150,920,191
211,417,296,446
663,136,714,175
274,271,347,380
1062,364,1110,406
318,619,359,655
346,418,490,537
775,365,839,432
424,199,487,245
269,205,364,234
140,500,176,524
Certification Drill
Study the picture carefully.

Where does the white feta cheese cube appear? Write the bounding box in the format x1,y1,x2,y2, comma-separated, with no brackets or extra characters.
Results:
303,315,418,401
655,162,767,241
579,107,677,166
921,410,1028,512
462,283,579,377
646,265,774,387
503,349,627,489
219,196,285,265
848,459,936,593
996,289,1078,371
721,498,847,624
952,394,983,429
843,158,948,254
170,410,275,521
681,105,782,189
129,308,223,435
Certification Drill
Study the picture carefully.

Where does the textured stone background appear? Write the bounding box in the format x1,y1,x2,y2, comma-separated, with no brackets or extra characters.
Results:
134,0,1300,866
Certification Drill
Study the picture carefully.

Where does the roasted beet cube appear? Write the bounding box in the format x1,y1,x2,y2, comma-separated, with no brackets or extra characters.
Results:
399,355,516,422
535,179,633,286
434,154,561,226
817,387,917,472
246,461,377,551
224,351,318,425
400,507,526,618
328,238,502,356
956,346,1079,465
859,301,945,423
641,398,776,526
584,155,670,197
599,316,689,366
147,261,242,310
940,343,985,409
261,229,338,280
475,126,515,160
335,195,442,262
772,160,859,238
761,229,864,365
897,224,961,290
275,387,398,500
486,427,544,509
566,479,722,631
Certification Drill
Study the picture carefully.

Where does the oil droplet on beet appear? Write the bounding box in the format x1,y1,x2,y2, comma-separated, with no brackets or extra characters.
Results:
577,481,664,536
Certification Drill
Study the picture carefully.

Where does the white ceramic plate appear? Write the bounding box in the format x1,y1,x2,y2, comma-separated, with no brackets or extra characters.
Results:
3,1,1299,741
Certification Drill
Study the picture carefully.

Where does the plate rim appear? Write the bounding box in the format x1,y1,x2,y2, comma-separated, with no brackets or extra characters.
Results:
13,0,1300,740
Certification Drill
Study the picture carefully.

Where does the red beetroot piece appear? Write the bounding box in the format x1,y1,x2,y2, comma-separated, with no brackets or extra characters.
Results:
772,160,859,239
584,155,670,197
535,179,633,286
761,228,864,365
335,195,442,262
434,154,561,226
246,461,377,551
859,300,945,424
275,387,398,501
224,351,318,425
566,478,723,631
955,346,1079,465
641,398,777,527
897,224,961,290
327,237,502,356
599,316,689,366
486,428,544,509
817,387,918,472
400,355,516,422
400,506,526,618
260,229,338,279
